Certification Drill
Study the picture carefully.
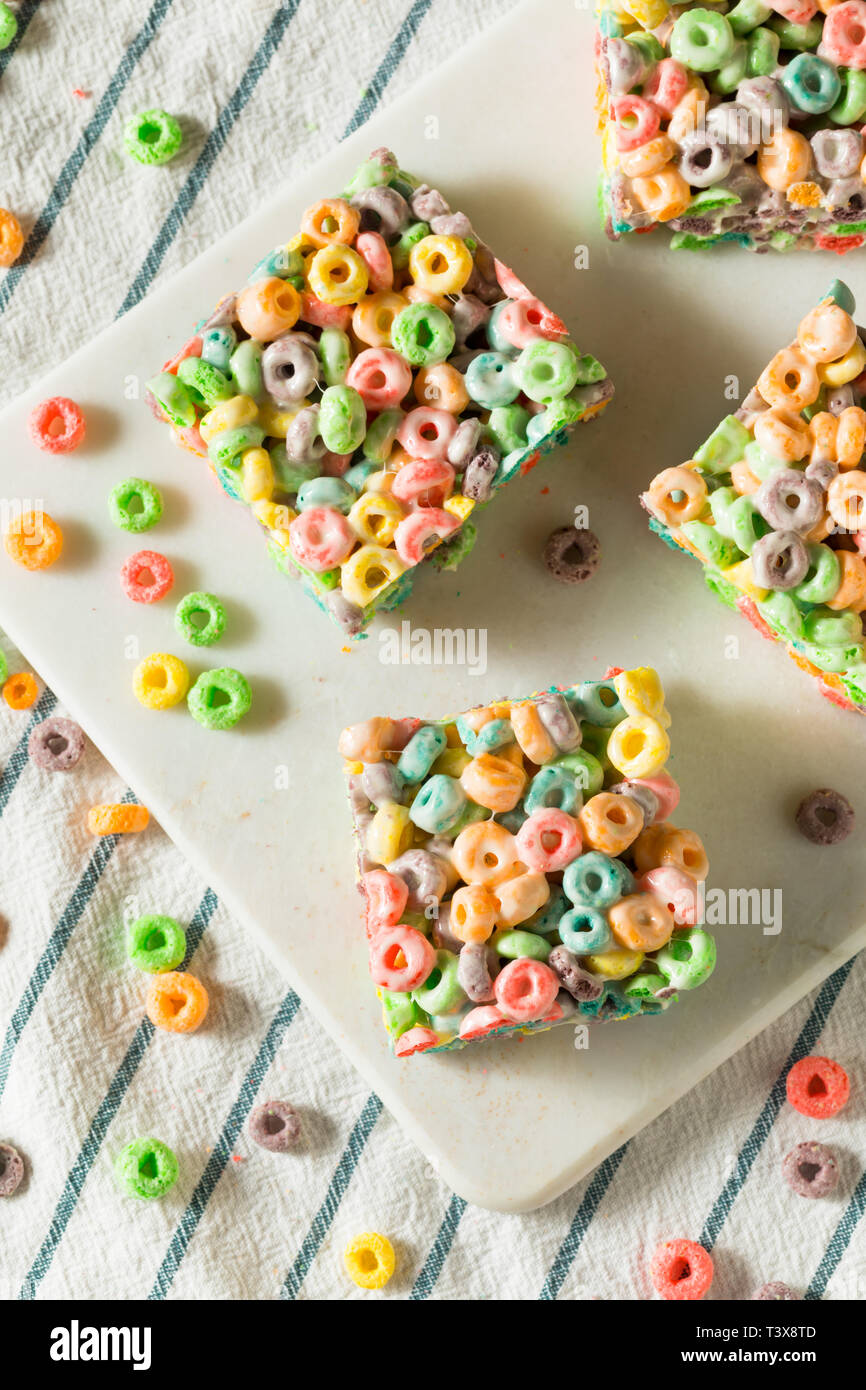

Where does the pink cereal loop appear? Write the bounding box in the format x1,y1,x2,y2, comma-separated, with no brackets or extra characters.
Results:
515,808,583,873
494,957,559,1023
120,549,174,604
391,458,455,508
613,95,661,152
395,1025,439,1056
29,397,86,454
345,347,412,411
494,259,531,299
636,865,700,926
289,506,355,571
361,869,409,937
459,1005,510,1041
497,297,567,349
397,407,458,461
172,422,208,457
394,507,460,565
299,291,352,331
642,58,689,117
634,771,680,821
162,334,203,374
822,1,866,68
369,924,435,992
355,231,393,293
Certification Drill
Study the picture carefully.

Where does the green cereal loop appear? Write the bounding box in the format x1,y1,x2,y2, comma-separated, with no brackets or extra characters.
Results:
318,328,351,387
177,356,234,408
431,520,477,571
0,3,17,49
146,372,196,428
711,37,747,94
552,748,604,796
726,0,771,36
493,930,551,962
208,423,265,466
514,340,579,404
704,568,739,610
542,396,585,431
768,15,822,49
411,950,465,1016
127,913,186,973
670,9,736,71
829,68,866,126
792,544,841,605
624,31,663,63
123,108,183,166
390,221,429,271
487,403,530,455
187,667,252,730
758,591,805,640
342,151,399,197
803,606,862,649
363,407,403,462
746,26,779,76
114,1137,179,1199
229,339,264,399
391,303,455,367
269,443,321,494
680,519,742,569
108,477,163,534
380,988,422,1040
174,591,226,647
318,384,367,454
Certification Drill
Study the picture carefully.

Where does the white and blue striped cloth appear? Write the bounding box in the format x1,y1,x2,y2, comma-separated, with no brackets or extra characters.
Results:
1,0,864,1300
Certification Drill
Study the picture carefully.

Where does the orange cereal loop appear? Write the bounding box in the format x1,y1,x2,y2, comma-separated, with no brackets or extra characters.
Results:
757,348,820,412
4,510,63,570
87,803,150,836
667,87,705,144
757,127,811,191
300,197,360,249
631,822,668,874
730,460,761,496
619,134,677,179
797,302,857,364
827,550,866,611
787,181,822,209
3,672,38,710
579,791,644,857
0,207,24,267
609,893,675,953
835,407,866,469
414,363,469,413
235,277,300,341
631,165,691,222
403,284,452,312
753,408,809,463
460,752,526,813
145,970,209,1034
656,826,709,881
645,466,708,525
510,702,556,765
809,411,839,465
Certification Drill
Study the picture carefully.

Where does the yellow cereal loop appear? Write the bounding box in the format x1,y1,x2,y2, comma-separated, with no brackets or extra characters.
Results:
240,447,274,502
613,668,671,728
343,1232,395,1290
408,235,474,296
251,499,296,531
133,653,190,710
721,558,770,602
199,394,259,442
607,713,670,779
352,291,408,348
431,746,472,779
366,801,413,865
347,493,405,546
258,400,304,438
442,494,475,522
819,339,866,387
341,545,406,607
620,0,669,24
308,245,369,306
583,947,645,981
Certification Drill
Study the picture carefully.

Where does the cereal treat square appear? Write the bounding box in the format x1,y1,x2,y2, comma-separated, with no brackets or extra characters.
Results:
595,0,866,252
642,280,866,712
145,148,613,637
338,668,716,1057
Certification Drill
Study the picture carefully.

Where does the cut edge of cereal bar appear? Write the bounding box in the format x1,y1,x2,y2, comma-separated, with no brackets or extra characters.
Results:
642,278,866,714
144,149,613,639
595,1,866,255
339,668,716,1057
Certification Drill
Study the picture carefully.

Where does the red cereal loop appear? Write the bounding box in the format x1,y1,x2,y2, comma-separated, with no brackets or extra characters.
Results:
814,233,865,255
120,550,174,604
394,1026,439,1057
651,1240,714,1301
28,397,86,454
786,1056,850,1119
736,596,774,642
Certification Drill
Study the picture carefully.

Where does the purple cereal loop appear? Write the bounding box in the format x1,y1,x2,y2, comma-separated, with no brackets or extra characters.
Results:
361,761,404,808
326,590,365,635
410,185,450,222
464,242,501,305
603,36,646,94
447,418,482,469
826,384,855,417
827,179,865,215
750,530,808,591
543,527,601,584
536,692,582,752
805,458,838,488
608,780,659,826
432,901,464,954
457,941,497,1003
430,211,472,239
351,186,410,241
811,128,862,180
28,716,86,772
795,788,855,845
286,404,326,465
248,1100,301,1153
705,103,759,160
751,1282,800,1301
548,946,604,1002
262,335,319,406
755,469,823,535
0,1142,24,1196
202,294,238,329
463,446,499,502
347,773,371,814
451,294,490,347
678,134,733,189
734,384,770,426
782,1141,839,1198
388,849,448,911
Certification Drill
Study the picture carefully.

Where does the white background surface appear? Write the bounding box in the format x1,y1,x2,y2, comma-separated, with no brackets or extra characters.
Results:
0,0,863,1299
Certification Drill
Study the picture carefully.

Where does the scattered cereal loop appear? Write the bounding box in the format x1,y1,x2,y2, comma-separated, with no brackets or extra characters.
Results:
650,1239,713,1301
0,206,23,267
120,549,174,604
0,1142,24,1197
187,667,251,730
133,652,190,710
4,511,63,569
87,803,150,835
145,970,208,1033
786,1056,850,1119
3,672,38,710
29,397,85,454
127,914,186,973
174,591,226,647
124,108,183,166
114,1137,178,1199
343,1232,395,1290
28,715,85,771
108,477,163,533
249,1101,301,1152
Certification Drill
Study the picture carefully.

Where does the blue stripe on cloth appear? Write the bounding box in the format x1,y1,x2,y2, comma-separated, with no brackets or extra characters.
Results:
0,687,57,817
342,0,434,137
409,1193,467,1299
148,986,301,1299
0,0,176,318
0,787,137,1101
0,0,43,81
700,958,856,1252
117,0,302,318
806,1166,866,1301
538,1143,629,1301
280,1092,383,1300
17,887,218,1300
